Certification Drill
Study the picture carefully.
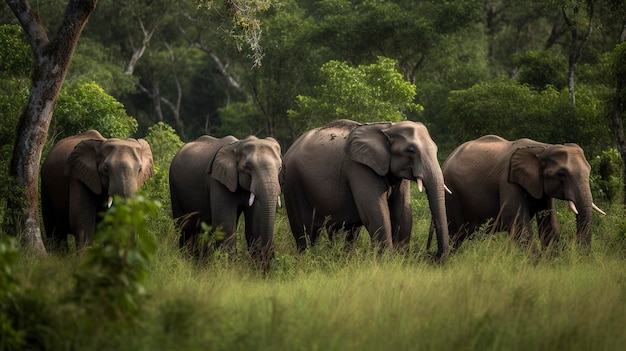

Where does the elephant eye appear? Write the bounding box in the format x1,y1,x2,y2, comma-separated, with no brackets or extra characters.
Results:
406,145,417,155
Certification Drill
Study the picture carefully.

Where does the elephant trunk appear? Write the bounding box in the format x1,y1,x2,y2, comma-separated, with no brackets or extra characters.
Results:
248,177,280,268
423,167,450,261
573,188,594,250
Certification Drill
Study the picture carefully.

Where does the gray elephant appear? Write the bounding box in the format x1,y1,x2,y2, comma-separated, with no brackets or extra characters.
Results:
169,135,282,269
440,135,605,250
41,129,154,251
282,119,450,259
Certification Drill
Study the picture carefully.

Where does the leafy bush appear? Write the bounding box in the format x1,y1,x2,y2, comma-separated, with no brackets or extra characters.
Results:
72,195,160,320
513,50,567,90
590,148,623,202
0,237,23,350
447,78,612,156
50,82,138,140
142,122,183,211
288,56,423,131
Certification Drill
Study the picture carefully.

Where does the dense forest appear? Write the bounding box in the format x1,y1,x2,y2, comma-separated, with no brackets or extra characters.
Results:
1,0,623,147
1,0,626,243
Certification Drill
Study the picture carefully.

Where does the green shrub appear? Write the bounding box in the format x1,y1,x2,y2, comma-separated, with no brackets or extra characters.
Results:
142,122,184,208
72,195,160,320
0,237,24,350
51,82,138,140
590,148,623,202
288,56,423,131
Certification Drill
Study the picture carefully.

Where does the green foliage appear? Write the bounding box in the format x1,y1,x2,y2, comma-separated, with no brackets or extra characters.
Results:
67,38,138,96
0,25,31,230
447,78,612,156
288,56,422,130
612,42,626,103
51,82,138,140
513,50,568,90
144,122,184,170
590,149,623,202
217,101,265,138
0,24,32,80
72,195,160,320
142,122,183,207
0,237,24,350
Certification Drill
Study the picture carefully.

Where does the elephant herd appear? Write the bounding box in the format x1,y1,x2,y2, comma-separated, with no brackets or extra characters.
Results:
39,120,606,269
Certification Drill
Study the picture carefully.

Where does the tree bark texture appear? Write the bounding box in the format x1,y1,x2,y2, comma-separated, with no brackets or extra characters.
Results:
6,0,99,254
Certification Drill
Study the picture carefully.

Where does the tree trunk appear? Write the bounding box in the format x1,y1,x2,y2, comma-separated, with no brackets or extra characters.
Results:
612,23,626,205
562,0,595,106
6,0,99,254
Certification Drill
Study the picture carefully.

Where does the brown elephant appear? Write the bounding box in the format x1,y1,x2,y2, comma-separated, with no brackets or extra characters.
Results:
169,135,282,269
282,119,450,259
439,135,605,250
41,130,154,251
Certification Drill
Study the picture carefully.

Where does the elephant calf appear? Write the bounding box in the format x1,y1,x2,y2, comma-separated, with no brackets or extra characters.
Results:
41,130,154,251
441,135,605,250
169,135,282,270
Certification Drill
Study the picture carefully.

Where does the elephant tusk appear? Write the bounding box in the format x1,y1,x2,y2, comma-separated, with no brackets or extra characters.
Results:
277,195,282,208
444,184,452,195
248,193,256,207
107,196,113,208
592,202,606,215
417,178,423,192
568,201,579,215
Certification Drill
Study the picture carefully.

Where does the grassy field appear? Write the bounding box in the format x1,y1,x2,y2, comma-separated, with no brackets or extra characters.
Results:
7,192,626,351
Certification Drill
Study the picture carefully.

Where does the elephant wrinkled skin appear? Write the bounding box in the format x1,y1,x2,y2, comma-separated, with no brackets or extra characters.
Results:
41,130,154,251
282,119,450,259
169,135,282,269
441,135,605,250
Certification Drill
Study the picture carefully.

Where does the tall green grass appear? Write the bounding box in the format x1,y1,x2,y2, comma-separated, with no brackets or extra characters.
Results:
6,192,626,350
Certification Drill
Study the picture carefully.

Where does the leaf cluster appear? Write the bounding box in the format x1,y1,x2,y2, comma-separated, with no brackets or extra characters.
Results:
0,237,23,350
71,195,161,320
51,82,139,140
288,57,422,129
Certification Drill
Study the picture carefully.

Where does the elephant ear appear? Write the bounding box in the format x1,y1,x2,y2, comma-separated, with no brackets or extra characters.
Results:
210,138,239,192
345,123,392,176
509,146,545,199
136,138,155,186
66,139,103,194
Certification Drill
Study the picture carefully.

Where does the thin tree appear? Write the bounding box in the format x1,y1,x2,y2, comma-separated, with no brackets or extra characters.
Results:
562,0,595,105
6,0,99,254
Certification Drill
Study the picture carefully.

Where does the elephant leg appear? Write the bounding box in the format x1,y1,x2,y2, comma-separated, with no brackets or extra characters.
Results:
210,191,240,254
41,189,70,252
176,215,203,258
348,170,394,249
444,191,469,248
535,198,560,248
244,211,274,272
389,181,412,251
69,181,97,251
499,201,534,246
285,191,317,251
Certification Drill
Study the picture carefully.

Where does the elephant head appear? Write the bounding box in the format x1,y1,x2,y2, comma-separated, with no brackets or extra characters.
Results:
210,136,283,261
66,136,154,207
345,121,450,257
509,144,605,247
